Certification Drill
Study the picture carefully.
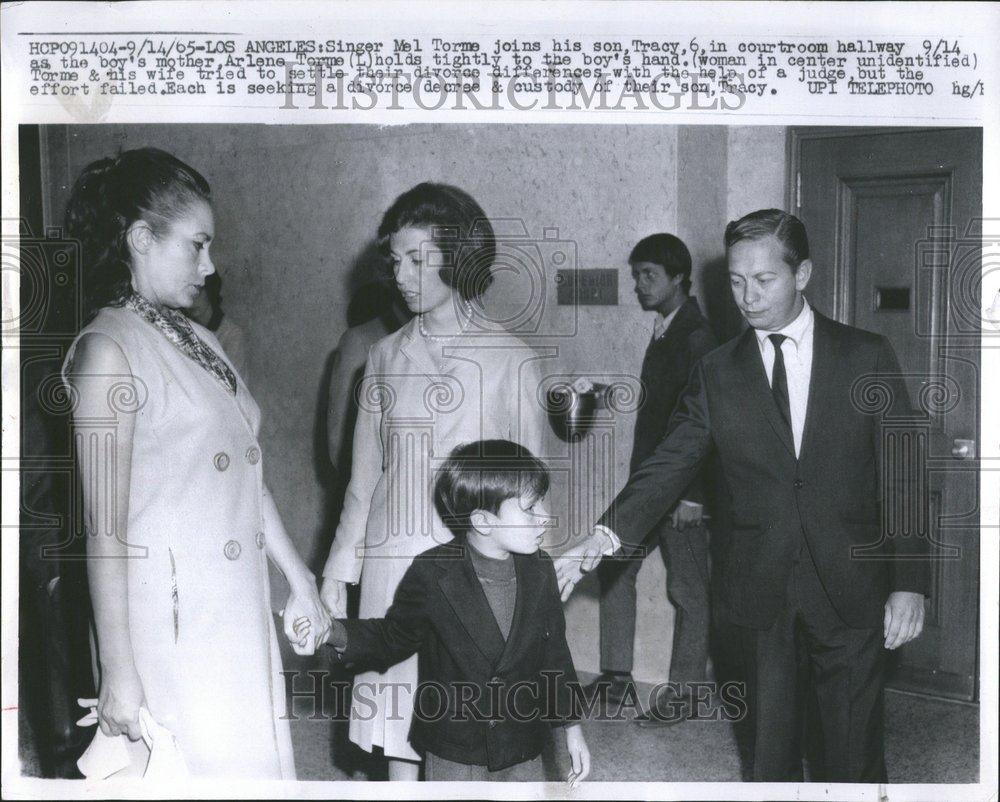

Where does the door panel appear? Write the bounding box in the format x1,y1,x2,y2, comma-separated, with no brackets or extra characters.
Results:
794,127,982,700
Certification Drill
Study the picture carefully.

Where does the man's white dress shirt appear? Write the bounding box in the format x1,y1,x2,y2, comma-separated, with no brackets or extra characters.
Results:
593,298,815,555
753,301,814,458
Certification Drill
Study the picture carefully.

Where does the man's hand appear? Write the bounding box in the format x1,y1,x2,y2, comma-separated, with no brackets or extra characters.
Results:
671,500,704,531
884,591,925,650
554,531,609,602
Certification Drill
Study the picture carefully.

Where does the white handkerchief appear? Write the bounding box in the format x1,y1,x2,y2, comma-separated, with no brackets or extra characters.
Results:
77,727,134,779
139,708,190,779
76,700,190,779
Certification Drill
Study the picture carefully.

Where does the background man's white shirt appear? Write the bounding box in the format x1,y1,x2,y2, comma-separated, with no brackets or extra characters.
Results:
652,305,681,341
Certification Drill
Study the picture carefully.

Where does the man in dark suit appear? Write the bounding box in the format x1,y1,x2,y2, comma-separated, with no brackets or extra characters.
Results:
557,210,929,781
586,234,718,725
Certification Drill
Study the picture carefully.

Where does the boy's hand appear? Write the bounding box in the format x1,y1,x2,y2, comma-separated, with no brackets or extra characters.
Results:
293,616,312,641
564,723,590,788
295,615,348,651
283,586,331,655
291,616,327,652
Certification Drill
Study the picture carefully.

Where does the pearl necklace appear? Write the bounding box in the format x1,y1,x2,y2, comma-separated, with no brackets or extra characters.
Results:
424,331,465,373
421,301,474,372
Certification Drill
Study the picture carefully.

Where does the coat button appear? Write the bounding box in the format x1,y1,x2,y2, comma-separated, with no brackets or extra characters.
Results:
224,540,242,560
246,446,261,465
489,720,498,729
255,531,266,550
213,452,230,471
794,479,804,489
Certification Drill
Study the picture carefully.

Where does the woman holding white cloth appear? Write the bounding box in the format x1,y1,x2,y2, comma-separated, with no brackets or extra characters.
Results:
63,148,327,778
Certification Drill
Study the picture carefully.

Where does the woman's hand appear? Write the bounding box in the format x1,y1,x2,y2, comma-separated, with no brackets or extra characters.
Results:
283,579,331,655
320,577,348,619
564,723,591,787
98,665,145,741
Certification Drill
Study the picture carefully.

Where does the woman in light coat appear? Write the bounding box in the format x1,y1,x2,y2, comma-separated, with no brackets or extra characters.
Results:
62,148,327,778
320,183,547,779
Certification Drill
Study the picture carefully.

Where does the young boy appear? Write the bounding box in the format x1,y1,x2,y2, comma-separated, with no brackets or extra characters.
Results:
296,439,589,784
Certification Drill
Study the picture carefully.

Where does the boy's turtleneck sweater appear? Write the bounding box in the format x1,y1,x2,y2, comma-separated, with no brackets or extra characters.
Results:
467,540,517,640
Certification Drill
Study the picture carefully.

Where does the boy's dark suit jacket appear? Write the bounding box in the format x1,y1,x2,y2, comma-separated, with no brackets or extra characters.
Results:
336,542,579,771
598,311,930,630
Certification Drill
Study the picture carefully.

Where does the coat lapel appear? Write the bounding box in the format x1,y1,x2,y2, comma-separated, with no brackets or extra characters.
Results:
735,328,797,458
799,312,838,463
648,297,701,352
437,547,507,667
398,318,442,378
665,297,703,339
495,553,545,675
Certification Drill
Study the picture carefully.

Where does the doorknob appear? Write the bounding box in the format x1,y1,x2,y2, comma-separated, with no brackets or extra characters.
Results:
951,439,976,460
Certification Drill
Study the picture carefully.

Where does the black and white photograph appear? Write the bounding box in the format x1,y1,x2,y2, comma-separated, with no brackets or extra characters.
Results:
2,3,998,801
11,120,986,784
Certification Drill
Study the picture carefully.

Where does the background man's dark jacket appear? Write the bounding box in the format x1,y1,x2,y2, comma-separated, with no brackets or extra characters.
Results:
631,297,717,482
334,543,579,771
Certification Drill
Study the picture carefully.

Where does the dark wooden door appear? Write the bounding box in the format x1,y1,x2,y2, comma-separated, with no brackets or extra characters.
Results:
793,127,981,701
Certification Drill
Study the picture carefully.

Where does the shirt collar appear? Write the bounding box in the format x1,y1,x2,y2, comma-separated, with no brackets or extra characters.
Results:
653,305,682,339
753,299,814,350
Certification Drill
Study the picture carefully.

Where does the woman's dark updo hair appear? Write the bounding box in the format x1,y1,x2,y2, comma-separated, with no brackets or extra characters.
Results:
65,147,211,320
377,182,496,302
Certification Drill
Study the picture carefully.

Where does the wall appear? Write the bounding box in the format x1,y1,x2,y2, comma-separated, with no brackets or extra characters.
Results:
40,123,785,682
726,126,789,222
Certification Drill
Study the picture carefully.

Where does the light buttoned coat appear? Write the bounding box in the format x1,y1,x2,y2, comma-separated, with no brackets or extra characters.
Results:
64,306,294,778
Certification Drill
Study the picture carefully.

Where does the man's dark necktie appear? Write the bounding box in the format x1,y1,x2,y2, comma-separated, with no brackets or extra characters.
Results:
768,333,792,431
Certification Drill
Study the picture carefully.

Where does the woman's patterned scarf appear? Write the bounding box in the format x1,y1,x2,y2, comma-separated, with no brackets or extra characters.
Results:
124,291,237,396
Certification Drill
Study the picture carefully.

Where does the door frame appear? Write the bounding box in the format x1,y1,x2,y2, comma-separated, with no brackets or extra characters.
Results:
786,126,972,219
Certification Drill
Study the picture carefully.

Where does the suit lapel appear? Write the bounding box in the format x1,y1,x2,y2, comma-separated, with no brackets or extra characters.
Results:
649,298,700,351
496,553,545,674
799,312,838,463
735,328,797,458
437,547,506,667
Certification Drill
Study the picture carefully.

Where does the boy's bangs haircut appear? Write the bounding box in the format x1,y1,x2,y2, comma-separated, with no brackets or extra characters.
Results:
434,440,549,538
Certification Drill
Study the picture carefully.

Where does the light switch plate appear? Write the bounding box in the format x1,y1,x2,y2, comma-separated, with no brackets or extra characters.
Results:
556,269,618,305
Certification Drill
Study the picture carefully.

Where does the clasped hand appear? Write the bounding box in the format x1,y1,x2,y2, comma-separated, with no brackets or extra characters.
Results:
553,530,608,601
282,582,332,656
